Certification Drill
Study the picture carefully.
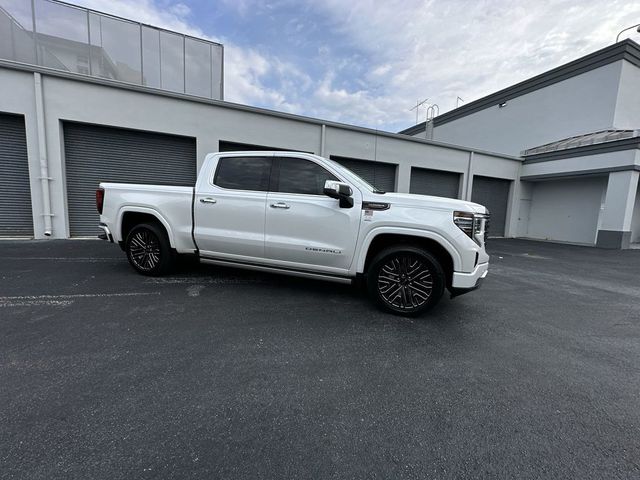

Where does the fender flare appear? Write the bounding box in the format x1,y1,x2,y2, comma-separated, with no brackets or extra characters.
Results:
355,226,462,273
116,206,176,248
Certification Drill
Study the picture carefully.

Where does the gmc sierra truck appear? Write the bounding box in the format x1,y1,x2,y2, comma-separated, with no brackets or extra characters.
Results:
96,151,489,316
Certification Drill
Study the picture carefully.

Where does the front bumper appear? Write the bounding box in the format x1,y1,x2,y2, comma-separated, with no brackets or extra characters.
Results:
449,262,488,298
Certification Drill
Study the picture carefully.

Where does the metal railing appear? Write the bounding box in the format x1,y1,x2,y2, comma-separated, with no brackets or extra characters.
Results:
0,0,223,99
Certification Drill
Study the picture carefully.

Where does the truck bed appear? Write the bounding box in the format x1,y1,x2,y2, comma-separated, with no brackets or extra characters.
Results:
99,182,196,252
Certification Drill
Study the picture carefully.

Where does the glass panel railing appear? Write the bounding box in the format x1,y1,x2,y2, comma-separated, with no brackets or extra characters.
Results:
34,0,89,74
159,30,184,93
185,37,212,98
0,0,223,99
89,12,142,83
141,25,160,89
0,0,36,64
211,43,223,100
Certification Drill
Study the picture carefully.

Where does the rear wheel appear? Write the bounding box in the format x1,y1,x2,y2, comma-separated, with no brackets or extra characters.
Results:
125,223,174,276
366,246,445,316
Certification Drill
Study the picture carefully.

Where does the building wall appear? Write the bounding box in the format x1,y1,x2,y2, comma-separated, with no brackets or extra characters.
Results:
0,68,42,235
631,181,640,244
516,181,534,237
613,60,640,130
525,176,607,245
431,61,625,156
0,65,521,239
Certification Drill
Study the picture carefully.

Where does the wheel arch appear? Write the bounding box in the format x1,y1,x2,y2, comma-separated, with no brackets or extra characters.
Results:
357,229,460,288
117,207,175,248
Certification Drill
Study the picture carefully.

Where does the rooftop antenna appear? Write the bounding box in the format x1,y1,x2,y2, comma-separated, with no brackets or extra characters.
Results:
456,96,464,108
409,98,429,124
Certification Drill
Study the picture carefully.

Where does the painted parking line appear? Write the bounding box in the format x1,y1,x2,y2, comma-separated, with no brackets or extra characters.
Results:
0,257,118,262
0,292,160,308
2,299,75,307
144,277,267,285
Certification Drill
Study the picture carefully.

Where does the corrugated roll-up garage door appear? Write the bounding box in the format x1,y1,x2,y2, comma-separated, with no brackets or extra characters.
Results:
0,113,33,237
330,156,397,192
64,122,196,237
410,167,460,199
471,176,511,237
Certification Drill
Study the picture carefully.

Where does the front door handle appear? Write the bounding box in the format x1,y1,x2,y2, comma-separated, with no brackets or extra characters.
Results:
200,197,217,204
270,202,290,209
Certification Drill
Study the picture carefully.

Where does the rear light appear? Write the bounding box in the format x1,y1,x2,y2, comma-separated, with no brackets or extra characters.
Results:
96,188,104,214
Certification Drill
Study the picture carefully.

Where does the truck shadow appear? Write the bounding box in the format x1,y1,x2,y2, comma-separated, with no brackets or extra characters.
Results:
105,253,468,329
172,257,361,296
165,259,463,327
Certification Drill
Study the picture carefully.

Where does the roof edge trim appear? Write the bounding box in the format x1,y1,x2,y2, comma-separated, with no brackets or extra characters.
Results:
523,136,640,163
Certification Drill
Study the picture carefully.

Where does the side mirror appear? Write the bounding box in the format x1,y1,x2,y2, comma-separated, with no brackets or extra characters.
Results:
323,180,354,208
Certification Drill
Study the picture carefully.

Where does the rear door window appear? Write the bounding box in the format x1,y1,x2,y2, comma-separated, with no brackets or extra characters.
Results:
214,156,272,191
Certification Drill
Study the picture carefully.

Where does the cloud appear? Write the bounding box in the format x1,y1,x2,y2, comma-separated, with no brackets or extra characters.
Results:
169,3,190,17
305,0,640,130
68,0,640,132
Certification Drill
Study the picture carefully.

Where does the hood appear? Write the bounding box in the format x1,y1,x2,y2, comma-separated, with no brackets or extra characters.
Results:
365,192,487,214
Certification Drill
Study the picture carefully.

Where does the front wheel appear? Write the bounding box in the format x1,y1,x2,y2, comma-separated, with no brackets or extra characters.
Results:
366,246,445,316
125,223,174,276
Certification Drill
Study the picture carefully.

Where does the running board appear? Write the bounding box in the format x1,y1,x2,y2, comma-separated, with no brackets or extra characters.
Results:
199,257,353,284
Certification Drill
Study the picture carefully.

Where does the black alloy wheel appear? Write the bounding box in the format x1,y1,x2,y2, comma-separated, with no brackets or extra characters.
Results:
367,246,445,316
125,223,174,276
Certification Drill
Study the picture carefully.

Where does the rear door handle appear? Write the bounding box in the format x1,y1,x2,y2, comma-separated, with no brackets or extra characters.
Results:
200,197,217,204
270,202,290,209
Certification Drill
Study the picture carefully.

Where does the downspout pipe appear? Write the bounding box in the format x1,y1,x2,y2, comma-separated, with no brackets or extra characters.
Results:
320,124,326,157
34,72,53,236
465,151,474,201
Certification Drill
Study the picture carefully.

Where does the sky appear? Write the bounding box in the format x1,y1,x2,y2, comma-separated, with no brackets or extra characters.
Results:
68,0,640,132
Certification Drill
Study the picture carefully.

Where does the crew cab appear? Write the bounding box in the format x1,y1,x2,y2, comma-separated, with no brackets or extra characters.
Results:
96,151,489,316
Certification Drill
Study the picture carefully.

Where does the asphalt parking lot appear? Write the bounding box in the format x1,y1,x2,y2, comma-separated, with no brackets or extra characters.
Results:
1,239,639,479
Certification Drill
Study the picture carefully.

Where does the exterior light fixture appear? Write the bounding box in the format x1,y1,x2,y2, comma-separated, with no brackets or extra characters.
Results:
498,101,507,108
615,24,640,43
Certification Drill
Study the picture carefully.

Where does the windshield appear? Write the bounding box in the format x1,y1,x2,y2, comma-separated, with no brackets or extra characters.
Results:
323,157,386,194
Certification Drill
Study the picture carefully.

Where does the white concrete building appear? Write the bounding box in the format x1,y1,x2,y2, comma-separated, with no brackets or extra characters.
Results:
0,1,521,242
401,40,640,249
1,0,638,250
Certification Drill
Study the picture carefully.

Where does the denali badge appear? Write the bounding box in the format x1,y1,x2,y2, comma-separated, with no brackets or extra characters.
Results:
305,247,341,254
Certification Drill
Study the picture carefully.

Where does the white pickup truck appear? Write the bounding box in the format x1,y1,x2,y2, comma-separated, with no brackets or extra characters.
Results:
97,151,489,316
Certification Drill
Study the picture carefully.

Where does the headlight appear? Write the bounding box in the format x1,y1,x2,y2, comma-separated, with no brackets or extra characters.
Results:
453,211,474,237
453,211,488,246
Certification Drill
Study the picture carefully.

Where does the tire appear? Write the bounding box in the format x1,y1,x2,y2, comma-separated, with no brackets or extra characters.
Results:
125,223,174,276
366,246,445,316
